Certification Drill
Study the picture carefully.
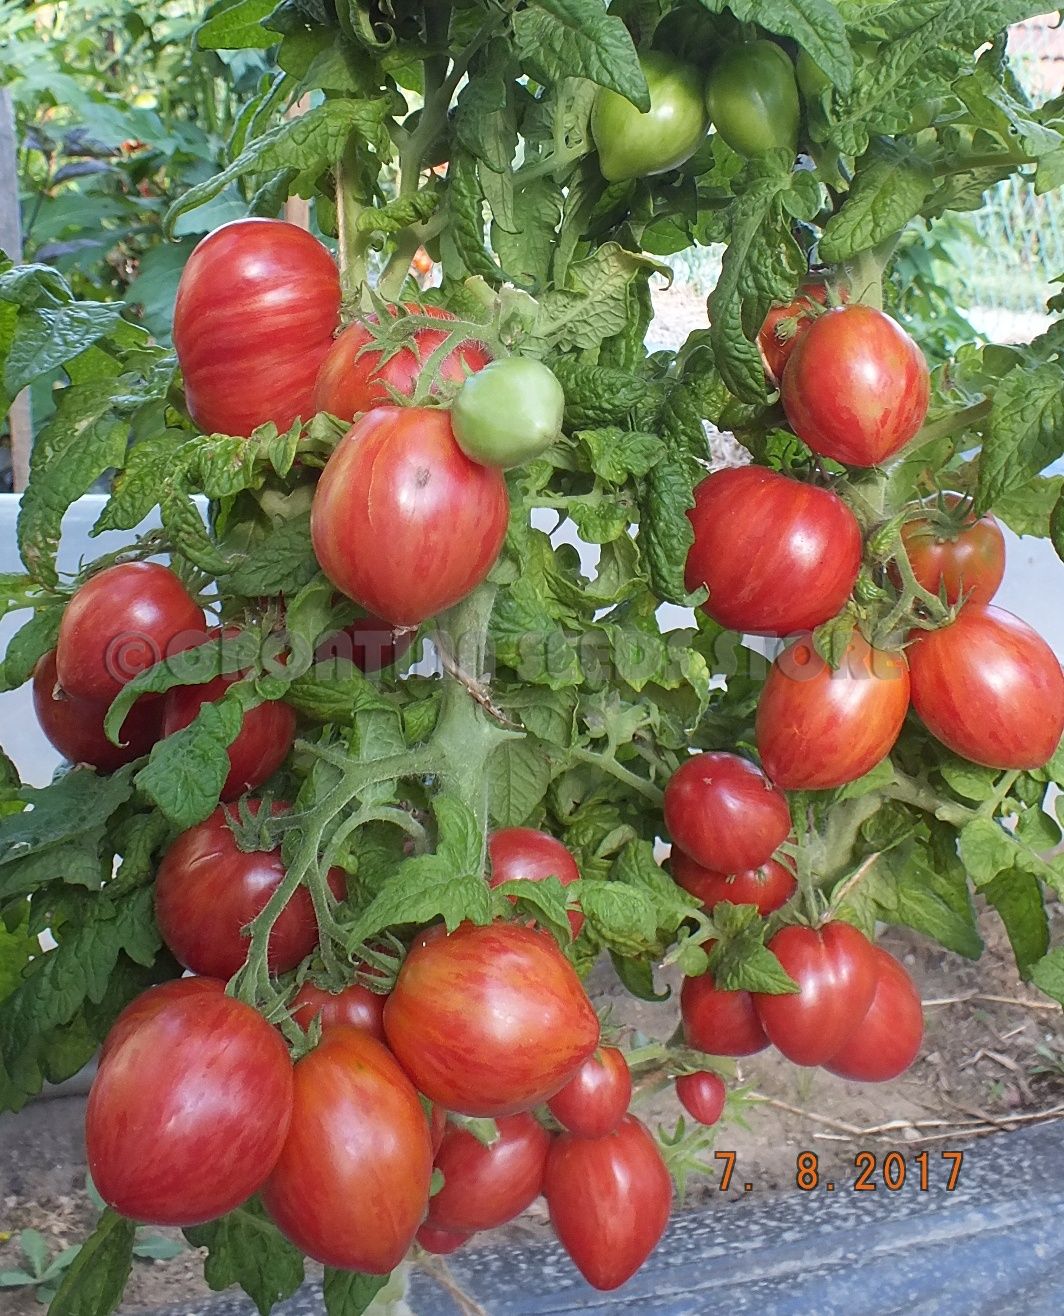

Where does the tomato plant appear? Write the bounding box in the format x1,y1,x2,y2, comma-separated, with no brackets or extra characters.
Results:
685,466,863,636
4,0,1064,1307
544,1116,672,1291
174,218,341,437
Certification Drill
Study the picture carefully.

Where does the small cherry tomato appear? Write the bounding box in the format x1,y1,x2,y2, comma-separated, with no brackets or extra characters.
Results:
676,1071,726,1126
452,358,565,469
899,493,1006,606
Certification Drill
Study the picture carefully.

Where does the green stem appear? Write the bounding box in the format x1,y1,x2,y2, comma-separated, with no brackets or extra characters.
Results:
934,150,1036,176
884,770,975,827
569,746,664,805
847,236,900,311
336,134,373,306
908,398,992,449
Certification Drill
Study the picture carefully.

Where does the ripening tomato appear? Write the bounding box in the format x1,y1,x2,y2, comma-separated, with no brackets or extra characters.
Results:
908,603,1064,769
671,849,796,915
416,1222,471,1255
705,41,800,157
55,562,206,703
680,963,769,1057
547,1047,632,1138
87,989,293,1225
685,466,862,636
161,631,296,800
544,1115,672,1291
664,752,791,875
487,828,583,937
753,922,878,1066
290,981,387,1042
451,357,565,469
174,219,340,436
591,51,709,183
428,1113,550,1233
312,304,490,422
781,305,930,466
262,1027,433,1272
756,632,911,790
758,280,843,383
33,650,162,771
99,976,225,1063
898,494,1006,606
675,1071,726,1126
825,947,924,1081
311,407,510,627
383,922,600,1117
154,803,345,979
315,614,415,675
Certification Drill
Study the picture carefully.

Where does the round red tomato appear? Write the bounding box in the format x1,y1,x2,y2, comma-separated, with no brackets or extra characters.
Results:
908,603,1064,769
675,1071,726,1126
825,946,923,1081
416,1222,470,1255
544,1115,672,1291
663,752,790,875
312,304,490,421
383,922,600,1117
781,305,930,466
671,849,796,915
758,280,842,383
428,1112,550,1233
56,562,206,703
680,964,768,1057
99,976,224,1063
488,828,583,937
174,219,340,437
290,980,386,1042
547,1046,632,1137
311,407,509,627
161,633,296,801
755,632,910,790
753,922,878,1066
315,614,415,674
87,989,293,1225
899,493,1005,606
685,466,862,637
33,650,162,771
154,803,345,979
262,1026,433,1272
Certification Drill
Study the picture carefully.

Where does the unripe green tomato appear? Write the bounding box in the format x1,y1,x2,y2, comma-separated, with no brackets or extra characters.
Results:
796,49,831,100
591,51,710,184
705,41,800,157
451,357,565,470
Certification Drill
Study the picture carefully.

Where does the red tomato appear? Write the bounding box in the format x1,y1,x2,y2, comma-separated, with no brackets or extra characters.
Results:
174,219,340,437
680,965,768,1057
675,1071,726,1126
315,614,416,674
753,922,878,1066
663,752,790,875
33,650,162,771
311,407,509,627
547,1047,632,1137
161,633,296,800
781,305,930,466
99,976,224,1063
487,828,584,937
825,946,923,1081
671,849,796,915
55,562,206,703
428,1102,447,1155
756,632,910,790
290,981,386,1042
685,467,862,636
544,1115,672,1291
416,1222,470,1255
154,803,345,979
428,1113,550,1233
383,922,600,1117
312,304,490,421
899,494,1006,606
262,1027,433,1272
908,603,1064,769
758,280,839,383
87,989,293,1225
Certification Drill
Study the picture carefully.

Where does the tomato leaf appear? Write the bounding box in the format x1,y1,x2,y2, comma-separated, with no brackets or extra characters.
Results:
4,302,123,397
0,764,137,878
225,513,319,597
184,1199,304,1316
577,428,665,484
513,0,648,109
1030,947,1064,1006
1051,485,1064,566
346,854,493,945
976,362,1064,511
493,876,573,944
322,1267,389,1316
958,817,1019,885
579,880,659,955
819,142,934,262
47,1210,134,1316
196,0,278,51
703,0,853,93
489,736,554,827
983,869,1049,979
0,602,63,693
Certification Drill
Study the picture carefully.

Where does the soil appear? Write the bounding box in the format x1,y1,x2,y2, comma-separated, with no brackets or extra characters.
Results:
1,901,1062,1315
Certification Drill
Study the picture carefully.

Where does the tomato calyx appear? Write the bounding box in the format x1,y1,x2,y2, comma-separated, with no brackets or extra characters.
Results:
222,794,290,853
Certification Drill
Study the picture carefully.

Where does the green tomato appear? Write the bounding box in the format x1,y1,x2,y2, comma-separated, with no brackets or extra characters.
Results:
451,357,565,470
705,41,800,157
795,49,832,101
591,51,710,184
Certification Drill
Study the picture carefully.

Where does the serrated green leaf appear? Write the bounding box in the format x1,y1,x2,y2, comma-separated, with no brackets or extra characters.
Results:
641,458,696,605
493,875,573,943
819,143,933,262
0,603,63,692
197,0,278,50
714,0,853,93
578,428,665,484
958,816,1017,884
4,303,123,396
513,0,648,107
184,1200,304,1316
47,1211,133,1316
322,1268,389,1316
579,879,658,955
976,362,1064,511
134,693,250,828
983,869,1049,978
226,513,319,597
489,736,553,827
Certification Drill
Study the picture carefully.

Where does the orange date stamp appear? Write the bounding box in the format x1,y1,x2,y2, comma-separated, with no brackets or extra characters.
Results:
711,1149,965,1193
